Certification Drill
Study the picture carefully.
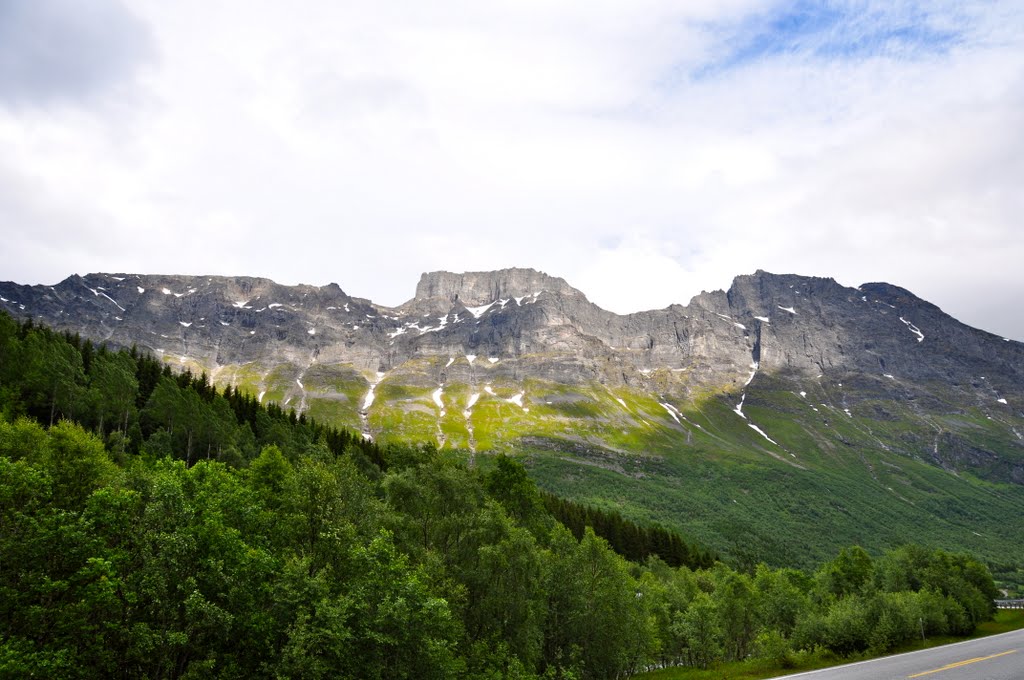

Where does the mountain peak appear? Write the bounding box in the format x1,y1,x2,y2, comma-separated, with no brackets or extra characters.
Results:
2,268,1022,577
412,267,582,306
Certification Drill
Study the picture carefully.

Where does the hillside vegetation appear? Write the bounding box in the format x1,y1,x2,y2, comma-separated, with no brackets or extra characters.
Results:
0,310,1007,678
4,271,1024,577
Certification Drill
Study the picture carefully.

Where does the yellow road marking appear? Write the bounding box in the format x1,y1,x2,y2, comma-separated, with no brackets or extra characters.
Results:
908,649,1017,677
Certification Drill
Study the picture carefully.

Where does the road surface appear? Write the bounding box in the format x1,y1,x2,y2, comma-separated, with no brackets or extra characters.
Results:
771,628,1024,679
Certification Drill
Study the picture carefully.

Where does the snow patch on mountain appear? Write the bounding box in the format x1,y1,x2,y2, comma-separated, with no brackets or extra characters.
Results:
734,394,747,419
899,317,925,343
748,423,780,446
464,392,481,418
744,362,759,387
362,372,385,411
465,303,494,318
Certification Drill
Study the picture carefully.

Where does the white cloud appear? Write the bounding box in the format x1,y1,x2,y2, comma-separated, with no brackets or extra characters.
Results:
0,0,154,106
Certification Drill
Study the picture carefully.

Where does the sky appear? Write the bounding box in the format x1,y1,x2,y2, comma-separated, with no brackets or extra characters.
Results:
1,1,1023,340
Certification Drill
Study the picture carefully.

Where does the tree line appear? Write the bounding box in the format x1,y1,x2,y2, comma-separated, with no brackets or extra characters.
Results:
0,314,386,470
0,310,1001,678
541,492,716,570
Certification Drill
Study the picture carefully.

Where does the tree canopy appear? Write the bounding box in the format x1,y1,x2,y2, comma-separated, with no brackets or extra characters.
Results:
0,310,1000,678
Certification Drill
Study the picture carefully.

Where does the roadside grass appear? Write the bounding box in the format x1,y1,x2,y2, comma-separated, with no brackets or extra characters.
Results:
634,649,837,680
633,610,1024,679
975,608,1024,635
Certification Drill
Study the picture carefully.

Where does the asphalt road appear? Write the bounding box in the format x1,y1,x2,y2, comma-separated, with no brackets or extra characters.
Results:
770,628,1024,680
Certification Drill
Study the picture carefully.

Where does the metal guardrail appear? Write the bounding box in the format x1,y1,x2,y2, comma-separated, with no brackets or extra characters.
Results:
995,599,1024,609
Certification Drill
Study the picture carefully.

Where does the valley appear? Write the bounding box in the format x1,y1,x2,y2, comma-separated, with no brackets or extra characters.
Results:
3,268,1022,569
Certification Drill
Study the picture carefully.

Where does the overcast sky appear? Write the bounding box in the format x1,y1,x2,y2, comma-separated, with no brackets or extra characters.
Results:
1,1,1022,339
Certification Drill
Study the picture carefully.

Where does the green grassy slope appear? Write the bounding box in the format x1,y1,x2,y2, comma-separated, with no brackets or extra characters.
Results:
202,358,1024,570
523,376,1024,569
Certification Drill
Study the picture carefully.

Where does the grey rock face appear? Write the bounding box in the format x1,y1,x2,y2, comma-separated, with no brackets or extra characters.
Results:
413,268,580,306
2,268,1021,405
4,267,1023,486
7,268,1024,564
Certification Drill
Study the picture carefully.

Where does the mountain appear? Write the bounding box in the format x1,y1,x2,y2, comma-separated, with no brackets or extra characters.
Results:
3,268,1023,568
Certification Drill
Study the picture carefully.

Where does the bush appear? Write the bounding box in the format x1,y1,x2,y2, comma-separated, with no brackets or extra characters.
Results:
755,629,794,668
822,596,871,655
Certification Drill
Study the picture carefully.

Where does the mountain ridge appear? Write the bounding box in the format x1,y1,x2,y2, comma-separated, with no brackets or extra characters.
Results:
3,268,1023,567
2,267,1020,398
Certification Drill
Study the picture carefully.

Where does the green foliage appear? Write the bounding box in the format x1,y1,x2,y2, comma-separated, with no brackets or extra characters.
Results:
521,379,1024,579
487,454,549,531
672,592,721,670
816,545,875,600
754,628,794,668
0,309,1007,679
541,491,715,570
821,595,873,655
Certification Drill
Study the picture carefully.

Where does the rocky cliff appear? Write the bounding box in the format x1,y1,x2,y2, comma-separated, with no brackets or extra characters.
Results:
4,267,1024,567
2,267,1021,465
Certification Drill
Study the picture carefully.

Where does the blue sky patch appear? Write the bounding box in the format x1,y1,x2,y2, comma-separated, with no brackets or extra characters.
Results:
692,1,963,79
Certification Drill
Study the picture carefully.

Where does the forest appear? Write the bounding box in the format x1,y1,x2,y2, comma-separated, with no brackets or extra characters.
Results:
0,310,1001,678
